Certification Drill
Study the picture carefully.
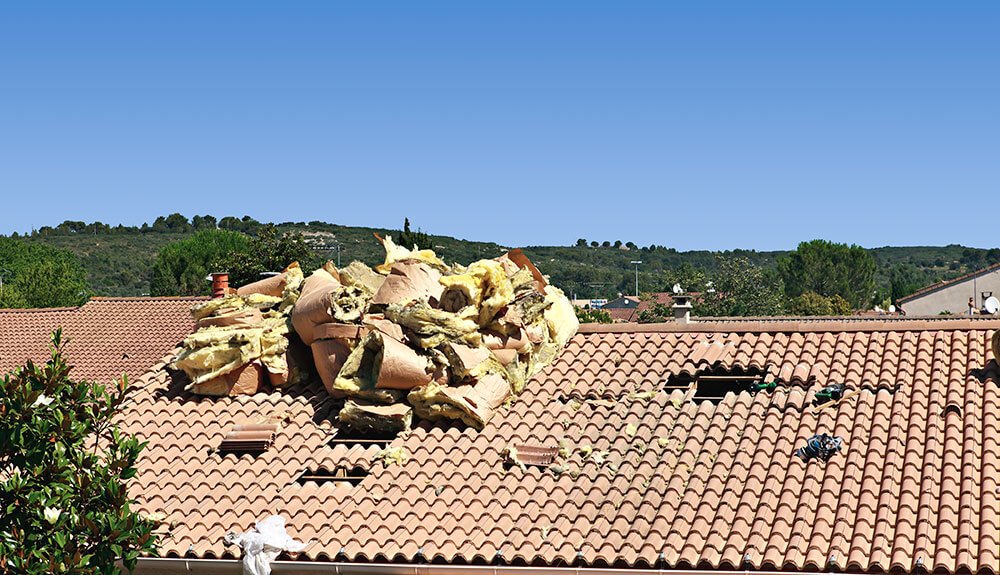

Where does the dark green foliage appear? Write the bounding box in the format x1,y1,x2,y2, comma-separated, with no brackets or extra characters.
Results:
396,218,430,251
8,214,1000,312
789,291,852,315
575,307,613,324
697,256,785,317
191,215,217,230
215,224,314,288
887,263,926,302
778,240,876,309
150,230,250,296
640,256,784,320
0,331,159,573
0,238,89,308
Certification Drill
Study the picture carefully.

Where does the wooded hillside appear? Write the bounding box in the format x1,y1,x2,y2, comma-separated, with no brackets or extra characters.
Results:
6,214,998,303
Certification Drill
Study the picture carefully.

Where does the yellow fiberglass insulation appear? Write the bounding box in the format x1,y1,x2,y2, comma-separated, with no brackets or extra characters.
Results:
172,264,305,394
170,237,580,430
375,234,446,274
438,259,514,325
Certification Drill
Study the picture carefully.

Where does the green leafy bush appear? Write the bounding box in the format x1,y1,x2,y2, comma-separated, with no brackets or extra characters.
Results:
150,229,250,296
0,332,158,573
0,238,89,308
575,307,613,324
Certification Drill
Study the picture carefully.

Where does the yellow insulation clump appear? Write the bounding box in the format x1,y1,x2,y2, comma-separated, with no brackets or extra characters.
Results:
171,236,579,432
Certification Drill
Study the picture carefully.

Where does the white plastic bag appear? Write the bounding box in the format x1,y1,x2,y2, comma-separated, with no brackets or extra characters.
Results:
224,515,306,575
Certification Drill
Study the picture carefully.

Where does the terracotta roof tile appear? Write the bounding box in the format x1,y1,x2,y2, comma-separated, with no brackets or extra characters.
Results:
9,307,1000,573
0,297,201,383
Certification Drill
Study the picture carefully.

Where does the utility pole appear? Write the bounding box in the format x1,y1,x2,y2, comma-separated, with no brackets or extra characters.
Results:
630,261,642,297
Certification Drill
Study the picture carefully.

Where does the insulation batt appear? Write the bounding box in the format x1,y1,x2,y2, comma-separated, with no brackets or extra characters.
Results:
173,263,304,395
171,237,579,431
308,236,578,430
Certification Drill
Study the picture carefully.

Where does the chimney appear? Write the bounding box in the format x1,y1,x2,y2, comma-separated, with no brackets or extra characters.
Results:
672,294,692,324
211,272,230,298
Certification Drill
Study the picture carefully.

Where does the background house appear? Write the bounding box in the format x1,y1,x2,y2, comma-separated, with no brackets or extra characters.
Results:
899,263,1000,315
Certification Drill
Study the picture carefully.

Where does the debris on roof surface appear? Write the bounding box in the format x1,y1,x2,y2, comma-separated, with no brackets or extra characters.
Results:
795,433,844,462
171,263,305,395
171,236,579,431
223,515,305,575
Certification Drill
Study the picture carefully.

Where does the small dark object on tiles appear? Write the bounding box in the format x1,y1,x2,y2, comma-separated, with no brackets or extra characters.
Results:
795,433,843,462
813,383,846,405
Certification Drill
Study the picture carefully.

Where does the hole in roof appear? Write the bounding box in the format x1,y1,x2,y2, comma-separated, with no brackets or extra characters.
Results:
942,403,962,417
666,366,768,404
295,466,369,487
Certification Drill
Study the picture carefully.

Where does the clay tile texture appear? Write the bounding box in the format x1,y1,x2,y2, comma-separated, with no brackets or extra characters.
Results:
5,306,1000,574
0,297,201,383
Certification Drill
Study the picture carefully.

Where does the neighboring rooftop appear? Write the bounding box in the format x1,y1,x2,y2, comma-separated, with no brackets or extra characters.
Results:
115,316,998,574
898,262,1000,304
0,297,201,383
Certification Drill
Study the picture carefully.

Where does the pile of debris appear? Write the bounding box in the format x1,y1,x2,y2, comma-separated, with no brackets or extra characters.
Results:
172,263,307,395
172,236,578,430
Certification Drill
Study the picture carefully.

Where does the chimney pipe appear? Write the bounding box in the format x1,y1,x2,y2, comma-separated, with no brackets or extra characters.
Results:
672,294,692,324
211,272,230,298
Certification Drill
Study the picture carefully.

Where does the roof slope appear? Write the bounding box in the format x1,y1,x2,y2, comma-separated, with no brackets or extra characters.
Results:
121,319,999,574
0,297,200,383
898,262,1000,303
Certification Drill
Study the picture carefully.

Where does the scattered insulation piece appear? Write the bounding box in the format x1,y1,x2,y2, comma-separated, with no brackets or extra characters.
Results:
374,445,408,466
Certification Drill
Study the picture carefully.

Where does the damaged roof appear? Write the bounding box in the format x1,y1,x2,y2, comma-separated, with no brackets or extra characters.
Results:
115,317,999,574
0,296,201,383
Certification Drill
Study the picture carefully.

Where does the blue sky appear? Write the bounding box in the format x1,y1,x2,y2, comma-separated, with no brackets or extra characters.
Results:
0,2,996,251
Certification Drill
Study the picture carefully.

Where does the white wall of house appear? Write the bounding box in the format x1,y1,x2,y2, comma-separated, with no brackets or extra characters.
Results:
901,267,1000,315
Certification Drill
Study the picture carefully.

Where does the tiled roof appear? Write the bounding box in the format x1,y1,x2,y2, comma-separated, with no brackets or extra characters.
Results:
0,297,201,383
120,318,999,574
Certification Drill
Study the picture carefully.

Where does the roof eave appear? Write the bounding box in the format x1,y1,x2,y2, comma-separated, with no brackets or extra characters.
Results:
131,558,843,575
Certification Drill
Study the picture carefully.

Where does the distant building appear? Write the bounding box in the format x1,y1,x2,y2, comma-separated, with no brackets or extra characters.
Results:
600,292,677,322
898,262,1000,315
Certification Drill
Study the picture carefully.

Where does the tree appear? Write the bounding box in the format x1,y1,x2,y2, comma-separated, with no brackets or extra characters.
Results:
0,331,159,573
191,215,217,231
887,263,925,301
698,256,785,316
778,239,876,309
789,291,833,315
640,257,784,321
590,241,599,248
789,291,853,317
216,224,313,288
575,307,613,324
150,230,250,296
575,238,587,247
660,263,708,294
0,238,89,308
397,218,430,250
